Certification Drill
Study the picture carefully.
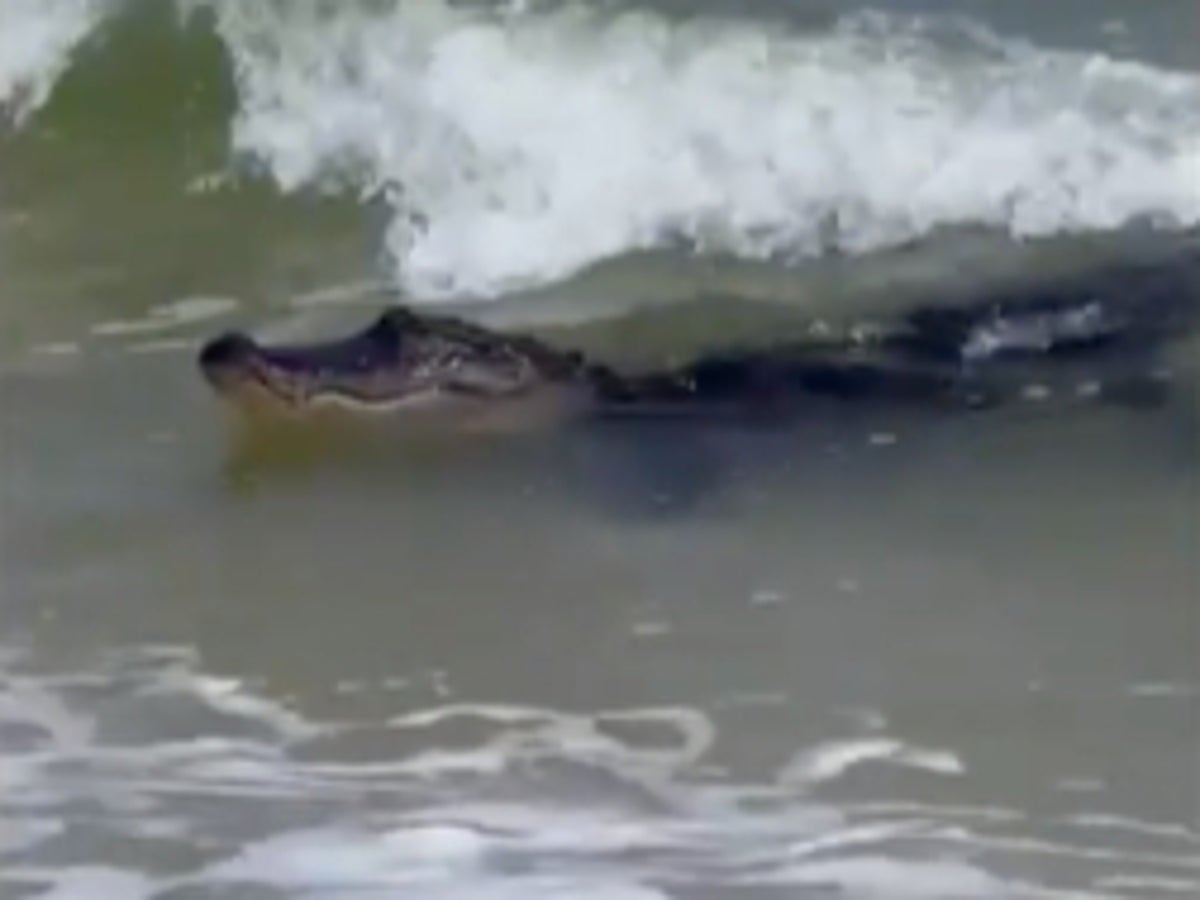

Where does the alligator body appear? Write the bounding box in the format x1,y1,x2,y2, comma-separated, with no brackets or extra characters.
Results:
198,252,1198,429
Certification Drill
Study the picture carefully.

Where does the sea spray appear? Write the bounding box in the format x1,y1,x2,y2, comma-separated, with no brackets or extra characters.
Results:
205,0,1200,297
5,0,1200,301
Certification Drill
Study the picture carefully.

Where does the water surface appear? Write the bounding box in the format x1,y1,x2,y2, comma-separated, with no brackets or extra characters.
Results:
1,1,1198,897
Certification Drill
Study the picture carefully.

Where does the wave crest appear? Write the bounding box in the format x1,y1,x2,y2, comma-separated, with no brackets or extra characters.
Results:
206,0,1200,297
6,0,1200,301
0,0,107,124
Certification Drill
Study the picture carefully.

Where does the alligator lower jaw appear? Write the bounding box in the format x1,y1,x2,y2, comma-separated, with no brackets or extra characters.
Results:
303,386,456,415
212,380,595,438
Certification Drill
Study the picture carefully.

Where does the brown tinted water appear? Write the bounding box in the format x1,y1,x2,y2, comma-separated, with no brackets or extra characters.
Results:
1,306,1197,897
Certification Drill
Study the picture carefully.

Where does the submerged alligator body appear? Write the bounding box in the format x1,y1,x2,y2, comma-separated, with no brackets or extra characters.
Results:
198,253,1199,430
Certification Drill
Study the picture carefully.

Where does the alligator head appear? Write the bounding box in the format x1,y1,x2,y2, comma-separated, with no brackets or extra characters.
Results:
197,306,593,422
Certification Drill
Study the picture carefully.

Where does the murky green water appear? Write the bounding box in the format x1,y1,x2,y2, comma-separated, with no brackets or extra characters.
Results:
2,1,1198,897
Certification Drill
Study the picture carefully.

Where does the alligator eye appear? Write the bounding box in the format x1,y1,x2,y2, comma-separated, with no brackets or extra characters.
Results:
198,331,257,370
370,307,420,345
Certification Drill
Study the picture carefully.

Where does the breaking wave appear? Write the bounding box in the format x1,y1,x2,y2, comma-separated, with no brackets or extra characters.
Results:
4,0,1200,301
0,0,106,124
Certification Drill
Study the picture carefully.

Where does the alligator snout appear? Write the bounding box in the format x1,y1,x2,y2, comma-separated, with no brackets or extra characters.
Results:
198,331,258,375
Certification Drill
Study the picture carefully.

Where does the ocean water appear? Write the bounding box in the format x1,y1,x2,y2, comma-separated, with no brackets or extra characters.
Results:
1,1,1199,898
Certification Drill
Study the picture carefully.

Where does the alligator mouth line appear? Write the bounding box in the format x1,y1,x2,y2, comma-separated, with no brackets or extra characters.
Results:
197,307,590,422
205,358,452,413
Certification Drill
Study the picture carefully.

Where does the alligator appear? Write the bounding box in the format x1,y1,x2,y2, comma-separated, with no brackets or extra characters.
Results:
198,254,1198,432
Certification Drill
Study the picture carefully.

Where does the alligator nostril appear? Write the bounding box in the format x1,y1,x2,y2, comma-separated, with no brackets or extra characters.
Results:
198,332,258,371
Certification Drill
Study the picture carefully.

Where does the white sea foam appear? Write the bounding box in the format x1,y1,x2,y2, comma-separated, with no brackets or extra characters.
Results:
3,643,1199,899
198,0,1200,299
6,1,1199,299
90,295,240,338
0,0,107,123
779,737,966,785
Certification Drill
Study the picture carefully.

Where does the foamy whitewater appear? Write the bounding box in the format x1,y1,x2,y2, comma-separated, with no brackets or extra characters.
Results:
4,0,1200,299
4,645,1198,899
0,0,105,123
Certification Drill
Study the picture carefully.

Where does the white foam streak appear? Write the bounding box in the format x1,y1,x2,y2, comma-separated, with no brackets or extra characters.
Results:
207,0,1200,299
780,737,965,785
388,702,717,773
4,644,1198,899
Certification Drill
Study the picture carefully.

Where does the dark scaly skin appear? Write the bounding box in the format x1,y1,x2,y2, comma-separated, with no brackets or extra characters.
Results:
198,307,978,423
197,249,1200,425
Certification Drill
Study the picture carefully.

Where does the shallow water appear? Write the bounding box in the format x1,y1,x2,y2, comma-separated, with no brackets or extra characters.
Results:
3,316,1199,897
2,1,1200,898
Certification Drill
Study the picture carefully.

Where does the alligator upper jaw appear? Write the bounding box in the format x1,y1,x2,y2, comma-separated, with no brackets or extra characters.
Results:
195,312,590,429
